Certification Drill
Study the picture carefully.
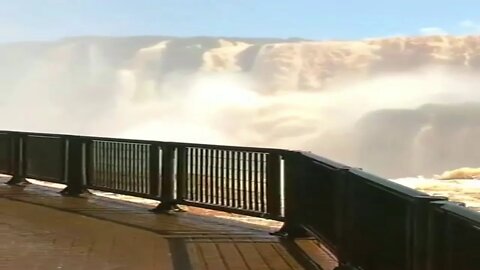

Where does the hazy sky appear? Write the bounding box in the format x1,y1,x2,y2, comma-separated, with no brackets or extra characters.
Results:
1,0,480,42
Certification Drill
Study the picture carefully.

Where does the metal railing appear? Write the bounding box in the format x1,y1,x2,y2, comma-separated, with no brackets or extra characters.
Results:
0,131,285,218
0,130,478,270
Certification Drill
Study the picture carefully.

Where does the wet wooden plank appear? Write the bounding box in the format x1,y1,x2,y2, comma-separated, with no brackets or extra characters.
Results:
296,239,338,270
236,241,271,270
272,242,304,269
216,238,250,270
197,239,228,270
255,242,293,270
186,240,207,270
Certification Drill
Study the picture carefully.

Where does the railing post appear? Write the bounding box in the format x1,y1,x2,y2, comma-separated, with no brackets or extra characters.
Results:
60,136,87,196
425,201,454,270
274,151,307,237
84,140,94,186
152,144,182,213
6,132,29,185
411,196,448,270
149,143,160,198
176,146,187,203
266,153,281,218
334,168,350,266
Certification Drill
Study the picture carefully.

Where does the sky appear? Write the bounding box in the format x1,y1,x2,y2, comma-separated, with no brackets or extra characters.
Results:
1,0,480,43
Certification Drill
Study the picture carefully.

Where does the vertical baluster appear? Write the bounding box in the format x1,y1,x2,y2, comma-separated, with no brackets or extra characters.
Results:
128,144,132,192
115,142,120,190
102,141,108,188
242,152,247,209
195,148,200,201
105,142,110,188
141,145,145,193
108,142,112,188
92,142,98,185
216,150,222,205
137,144,143,194
122,143,127,191
120,143,126,191
132,143,141,194
188,148,194,200
112,142,119,190
231,151,235,208
140,144,145,193
146,144,151,194
135,144,140,194
108,142,113,189
113,142,118,190
96,142,100,186
204,149,209,203
98,142,102,187
225,151,231,207
130,144,134,193
99,142,103,186
135,144,139,193
235,151,242,208
127,144,134,193
247,152,253,210
194,148,199,201
260,153,266,213
112,142,116,190
97,142,101,186
253,152,259,212
209,149,215,204
117,143,121,191
203,148,208,203
138,144,144,194
106,142,111,189
121,143,126,191
97,142,102,187
207,148,211,203
199,148,205,202
203,149,208,203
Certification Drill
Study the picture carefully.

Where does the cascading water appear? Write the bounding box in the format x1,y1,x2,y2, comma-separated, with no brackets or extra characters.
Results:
1,36,479,209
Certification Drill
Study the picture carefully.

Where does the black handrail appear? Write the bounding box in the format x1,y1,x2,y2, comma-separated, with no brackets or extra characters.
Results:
0,130,478,270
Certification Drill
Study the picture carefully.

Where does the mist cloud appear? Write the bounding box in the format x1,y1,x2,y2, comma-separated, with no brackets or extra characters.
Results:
1,38,479,179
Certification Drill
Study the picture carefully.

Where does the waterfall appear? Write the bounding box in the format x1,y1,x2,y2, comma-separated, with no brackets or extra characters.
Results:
0,36,479,179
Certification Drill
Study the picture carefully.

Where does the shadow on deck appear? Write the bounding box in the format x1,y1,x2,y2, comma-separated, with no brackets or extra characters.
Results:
0,178,337,270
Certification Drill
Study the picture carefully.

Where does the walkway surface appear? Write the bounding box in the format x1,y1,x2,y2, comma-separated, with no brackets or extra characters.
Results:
0,178,337,270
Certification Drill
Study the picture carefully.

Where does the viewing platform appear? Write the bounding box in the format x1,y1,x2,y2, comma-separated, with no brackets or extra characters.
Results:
0,130,478,270
0,177,335,270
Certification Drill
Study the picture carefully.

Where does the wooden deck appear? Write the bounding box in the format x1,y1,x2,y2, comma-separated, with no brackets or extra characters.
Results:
0,179,337,270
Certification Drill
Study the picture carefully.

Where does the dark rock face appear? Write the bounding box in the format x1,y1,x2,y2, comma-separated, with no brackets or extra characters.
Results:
354,103,480,177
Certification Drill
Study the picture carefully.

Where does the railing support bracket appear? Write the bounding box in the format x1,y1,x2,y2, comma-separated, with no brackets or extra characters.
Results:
150,202,185,214
60,186,91,197
271,223,308,238
6,176,30,186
